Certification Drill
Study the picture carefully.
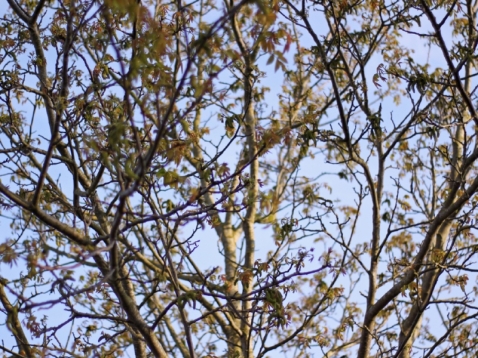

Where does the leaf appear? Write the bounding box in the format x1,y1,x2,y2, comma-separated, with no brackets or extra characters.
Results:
283,32,292,53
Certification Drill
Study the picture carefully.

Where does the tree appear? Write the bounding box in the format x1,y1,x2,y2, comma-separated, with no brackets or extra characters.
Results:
1,0,478,357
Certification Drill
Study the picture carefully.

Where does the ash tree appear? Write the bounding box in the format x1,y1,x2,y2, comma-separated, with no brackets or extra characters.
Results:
1,0,478,357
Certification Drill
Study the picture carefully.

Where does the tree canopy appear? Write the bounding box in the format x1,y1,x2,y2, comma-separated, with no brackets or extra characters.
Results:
1,0,478,357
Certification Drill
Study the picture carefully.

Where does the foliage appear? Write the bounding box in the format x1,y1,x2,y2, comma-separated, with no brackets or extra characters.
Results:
1,0,478,357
